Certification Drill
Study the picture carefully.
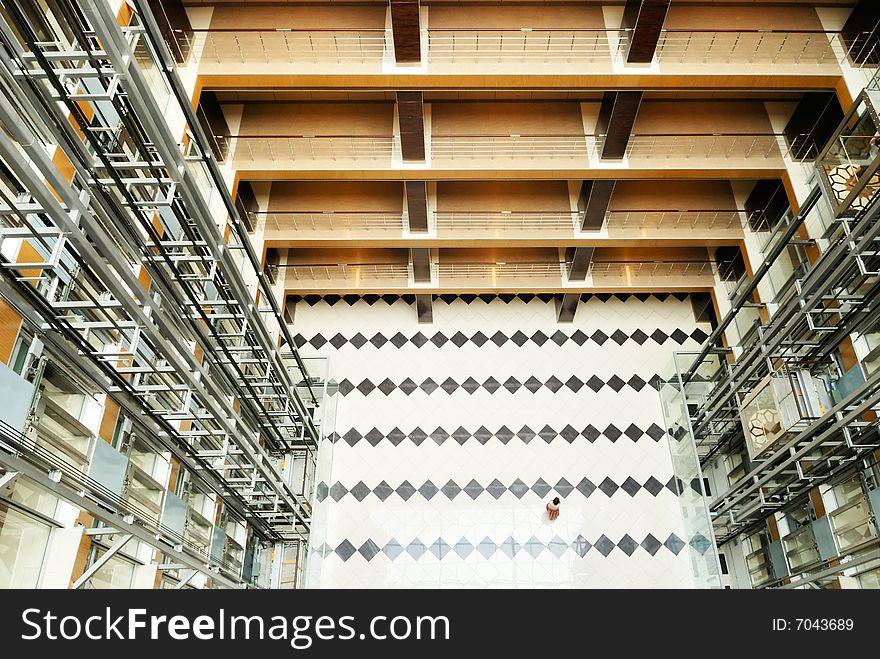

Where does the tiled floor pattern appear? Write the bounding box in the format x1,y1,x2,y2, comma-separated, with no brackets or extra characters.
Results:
301,295,709,588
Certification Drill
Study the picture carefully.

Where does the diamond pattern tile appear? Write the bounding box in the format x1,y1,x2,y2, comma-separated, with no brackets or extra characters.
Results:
373,481,394,501
335,540,356,561
350,481,371,502
641,534,662,556
418,480,439,500
621,477,641,497
594,535,616,557
358,539,381,561
598,477,619,497
395,481,416,501
618,534,638,556
441,479,461,500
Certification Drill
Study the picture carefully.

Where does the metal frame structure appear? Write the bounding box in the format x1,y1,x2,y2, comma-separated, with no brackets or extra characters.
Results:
0,0,324,584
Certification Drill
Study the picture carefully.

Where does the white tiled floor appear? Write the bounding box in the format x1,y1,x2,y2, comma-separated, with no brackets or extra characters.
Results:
301,295,709,588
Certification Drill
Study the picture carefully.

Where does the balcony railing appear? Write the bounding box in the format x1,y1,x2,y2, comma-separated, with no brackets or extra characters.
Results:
253,211,405,232
439,261,563,279
228,135,396,163
617,134,783,160
427,28,614,62
176,28,387,64
434,211,576,231
654,29,839,65
590,260,714,280
281,263,411,284
431,134,589,160
604,209,744,231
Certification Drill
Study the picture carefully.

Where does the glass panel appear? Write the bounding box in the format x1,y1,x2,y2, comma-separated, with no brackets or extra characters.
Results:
85,549,135,589
0,503,51,588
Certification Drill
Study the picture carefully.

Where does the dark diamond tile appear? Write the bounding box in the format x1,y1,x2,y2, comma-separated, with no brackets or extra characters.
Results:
293,334,308,349
665,533,686,555
420,378,438,394
377,378,396,396
395,480,416,501
490,331,507,347
350,481,371,502
316,481,329,502
365,428,384,446
598,477,619,497
523,535,544,558
624,423,643,442
618,534,638,556
373,481,394,501
495,425,514,444
531,478,552,497
576,477,596,497
594,535,616,557
551,330,567,346
545,376,564,393
329,482,348,502
607,375,626,392
538,424,556,443
690,533,712,555
369,333,388,349
555,478,574,497
476,537,497,558
440,377,458,394
561,424,579,443
441,479,461,500
309,334,328,349
482,377,501,393
410,332,428,347
586,375,604,392
591,329,609,345
337,379,354,396
452,426,470,445
670,329,689,344
431,427,449,445
510,330,529,346
453,538,474,559
358,539,381,561
329,333,347,349
399,378,418,395
509,478,529,499
548,535,568,558
389,332,408,348
691,328,709,343
498,536,521,558
418,480,439,500
643,476,664,496
531,330,549,346
582,425,601,442
667,476,682,494
524,376,543,393
356,379,376,395
571,329,588,346
383,539,404,560
486,479,506,499
650,329,668,344
610,329,628,345
565,376,584,392
604,424,622,442
474,426,493,444
386,427,405,446
646,423,665,441
409,427,428,446
627,374,647,391
406,539,427,559
517,425,536,443
470,331,488,347
572,535,591,558
335,539,356,561
631,329,649,345
342,429,362,447
621,477,641,497
463,479,483,500
450,331,469,348
461,377,481,394
503,377,521,393
431,332,449,348
641,534,662,556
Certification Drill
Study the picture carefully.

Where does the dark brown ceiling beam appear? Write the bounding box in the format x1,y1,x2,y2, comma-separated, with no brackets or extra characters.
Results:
411,247,431,283
621,0,671,64
555,293,580,323
397,91,426,162
416,294,433,323
578,180,616,231
405,180,429,232
596,91,642,160
566,246,595,282
390,0,421,64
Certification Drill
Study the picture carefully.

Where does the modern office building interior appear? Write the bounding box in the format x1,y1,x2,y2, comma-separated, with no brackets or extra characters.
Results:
0,0,879,590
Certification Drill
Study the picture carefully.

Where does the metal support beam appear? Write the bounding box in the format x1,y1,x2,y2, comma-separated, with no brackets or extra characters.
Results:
71,533,133,589
174,569,197,589
397,91,425,162
405,180,429,232
622,0,671,64
556,293,580,323
411,248,431,283
567,247,595,282
596,91,642,160
0,470,19,492
578,180,616,231
416,294,433,323
390,0,421,64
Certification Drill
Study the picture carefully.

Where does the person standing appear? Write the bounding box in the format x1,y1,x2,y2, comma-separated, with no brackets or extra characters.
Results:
546,497,560,521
